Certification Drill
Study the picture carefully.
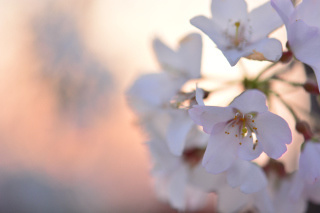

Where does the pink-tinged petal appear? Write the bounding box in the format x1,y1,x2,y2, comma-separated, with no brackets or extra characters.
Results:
249,1,283,42
299,142,320,184
168,165,188,210
254,111,292,159
237,135,263,161
202,126,237,174
190,16,229,49
245,38,283,62
270,0,294,25
211,0,248,29
229,90,268,114
227,160,267,194
188,105,233,134
167,110,194,156
177,33,202,79
152,38,182,72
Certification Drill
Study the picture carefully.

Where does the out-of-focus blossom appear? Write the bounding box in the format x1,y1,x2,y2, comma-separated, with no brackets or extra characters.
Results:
148,138,223,211
289,140,320,203
217,186,273,213
271,0,320,90
226,160,267,194
273,177,307,213
127,33,202,115
189,89,292,174
190,0,283,66
127,33,203,155
152,33,202,80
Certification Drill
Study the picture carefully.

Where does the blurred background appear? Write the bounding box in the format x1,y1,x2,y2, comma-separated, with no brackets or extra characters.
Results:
0,0,308,212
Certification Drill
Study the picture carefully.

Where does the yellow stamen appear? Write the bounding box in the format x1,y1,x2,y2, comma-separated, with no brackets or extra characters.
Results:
234,22,241,46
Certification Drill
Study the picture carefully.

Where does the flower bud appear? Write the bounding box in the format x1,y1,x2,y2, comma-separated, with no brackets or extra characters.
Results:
303,80,319,94
296,121,313,141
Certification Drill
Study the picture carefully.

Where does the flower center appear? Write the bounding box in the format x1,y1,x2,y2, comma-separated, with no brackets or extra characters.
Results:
224,111,258,149
225,21,251,50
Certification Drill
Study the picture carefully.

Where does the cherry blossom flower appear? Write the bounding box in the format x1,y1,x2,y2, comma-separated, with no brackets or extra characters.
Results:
271,0,320,90
127,33,203,154
190,0,283,66
127,33,202,115
189,89,292,174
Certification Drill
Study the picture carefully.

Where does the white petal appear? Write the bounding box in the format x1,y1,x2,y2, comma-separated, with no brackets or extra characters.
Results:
190,16,229,49
152,38,182,72
195,85,205,106
167,110,194,156
229,89,268,114
294,0,320,29
127,73,182,110
270,0,295,25
226,160,250,188
184,186,208,211
237,134,263,161
254,189,274,213
188,105,233,134
239,163,267,194
279,175,307,212
249,1,283,42
177,33,202,79
211,0,248,28
217,186,250,213
299,142,320,184
224,38,282,65
222,48,248,66
246,38,283,62
202,125,237,174
255,111,292,159
168,166,188,210
190,164,225,192
288,20,320,68
307,179,320,203
227,160,267,194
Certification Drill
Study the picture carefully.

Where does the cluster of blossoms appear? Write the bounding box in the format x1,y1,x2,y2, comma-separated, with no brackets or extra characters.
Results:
127,0,320,212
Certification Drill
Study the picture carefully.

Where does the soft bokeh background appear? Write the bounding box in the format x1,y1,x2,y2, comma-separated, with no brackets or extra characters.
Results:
0,0,309,212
